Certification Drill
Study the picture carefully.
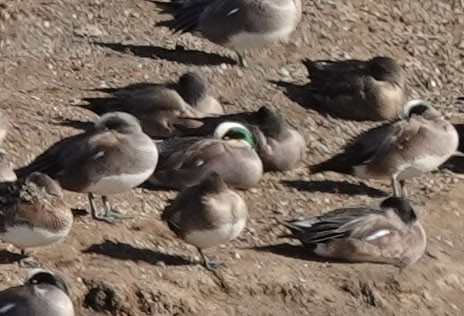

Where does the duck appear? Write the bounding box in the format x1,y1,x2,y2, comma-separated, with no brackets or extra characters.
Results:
0,268,74,316
162,172,248,270
82,72,224,138
155,0,302,66
0,172,72,264
15,112,158,224
310,99,459,197
149,121,263,190
280,196,426,268
303,56,407,121
175,105,306,171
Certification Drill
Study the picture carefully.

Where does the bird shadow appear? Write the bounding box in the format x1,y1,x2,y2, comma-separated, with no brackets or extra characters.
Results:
439,155,464,174
269,80,330,116
84,240,192,266
0,250,23,264
282,180,388,198
56,119,94,132
253,243,355,265
93,42,237,66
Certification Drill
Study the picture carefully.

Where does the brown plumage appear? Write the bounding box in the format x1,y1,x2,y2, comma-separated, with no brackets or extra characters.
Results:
303,56,407,121
175,105,306,171
0,173,72,257
162,172,248,270
82,72,223,138
15,112,158,223
281,197,426,268
150,122,263,190
310,100,459,197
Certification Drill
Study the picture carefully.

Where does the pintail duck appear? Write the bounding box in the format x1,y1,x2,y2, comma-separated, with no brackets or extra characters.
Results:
303,56,407,121
155,0,302,66
162,172,248,270
176,105,306,171
281,197,426,268
82,72,223,138
149,121,263,190
15,112,158,224
310,100,459,197
0,268,74,316
0,172,72,264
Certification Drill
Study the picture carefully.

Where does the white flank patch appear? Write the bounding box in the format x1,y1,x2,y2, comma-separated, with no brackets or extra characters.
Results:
398,155,450,180
227,8,239,16
228,24,296,50
365,229,391,241
185,218,246,249
1,226,70,248
0,303,15,314
85,168,154,195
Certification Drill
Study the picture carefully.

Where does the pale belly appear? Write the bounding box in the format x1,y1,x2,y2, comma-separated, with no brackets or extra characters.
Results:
185,218,247,249
1,226,70,248
85,168,155,195
397,154,451,180
227,24,296,50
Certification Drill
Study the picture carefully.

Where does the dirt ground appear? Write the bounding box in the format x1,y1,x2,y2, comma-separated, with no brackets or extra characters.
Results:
0,0,463,315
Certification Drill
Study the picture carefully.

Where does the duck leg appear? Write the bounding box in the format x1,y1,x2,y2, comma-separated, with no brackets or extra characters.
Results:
400,180,408,197
100,195,133,224
391,175,401,197
18,249,41,268
235,51,248,68
198,248,225,271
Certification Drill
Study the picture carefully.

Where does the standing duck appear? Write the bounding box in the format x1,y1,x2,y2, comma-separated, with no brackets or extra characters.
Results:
310,100,459,197
15,112,158,224
162,172,248,270
155,0,302,66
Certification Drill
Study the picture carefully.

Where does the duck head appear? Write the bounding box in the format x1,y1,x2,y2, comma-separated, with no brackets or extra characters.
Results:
214,122,257,149
368,56,405,86
177,72,207,106
95,111,143,134
253,105,287,138
25,268,70,295
380,196,417,224
403,99,441,120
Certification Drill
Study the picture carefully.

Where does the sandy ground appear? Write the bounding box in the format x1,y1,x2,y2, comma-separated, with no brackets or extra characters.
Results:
0,0,463,315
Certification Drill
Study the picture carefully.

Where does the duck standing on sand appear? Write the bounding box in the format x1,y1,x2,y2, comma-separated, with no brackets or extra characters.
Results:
15,112,158,224
310,100,459,197
162,172,248,270
155,0,302,66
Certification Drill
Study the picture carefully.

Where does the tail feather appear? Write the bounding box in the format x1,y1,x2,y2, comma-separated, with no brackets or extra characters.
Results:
154,0,210,33
309,157,353,175
81,97,128,115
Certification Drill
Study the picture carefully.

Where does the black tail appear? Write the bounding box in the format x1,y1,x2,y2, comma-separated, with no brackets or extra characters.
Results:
81,97,128,116
309,156,354,175
155,0,211,33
